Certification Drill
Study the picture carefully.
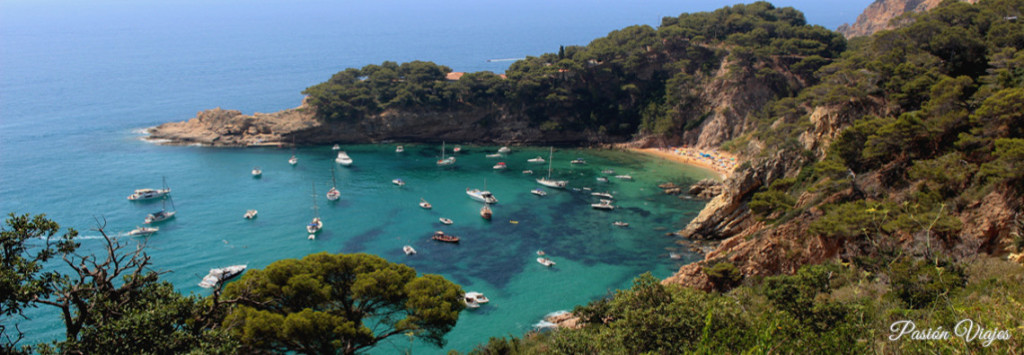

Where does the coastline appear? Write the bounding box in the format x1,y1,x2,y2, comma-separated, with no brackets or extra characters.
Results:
630,147,738,180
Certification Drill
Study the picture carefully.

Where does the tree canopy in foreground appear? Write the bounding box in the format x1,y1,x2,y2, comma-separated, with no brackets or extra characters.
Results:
222,252,465,354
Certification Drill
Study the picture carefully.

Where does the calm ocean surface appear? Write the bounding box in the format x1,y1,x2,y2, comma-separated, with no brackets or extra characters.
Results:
0,0,867,351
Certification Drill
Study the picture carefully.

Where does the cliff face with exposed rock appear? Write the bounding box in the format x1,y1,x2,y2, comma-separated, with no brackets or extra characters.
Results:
836,0,978,39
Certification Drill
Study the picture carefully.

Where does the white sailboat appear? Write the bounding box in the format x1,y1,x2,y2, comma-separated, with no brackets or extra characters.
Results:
144,196,176,224
536,147,568,188
437,141,455,166
326,166,341,201
306,182,323,236
288,154,298,165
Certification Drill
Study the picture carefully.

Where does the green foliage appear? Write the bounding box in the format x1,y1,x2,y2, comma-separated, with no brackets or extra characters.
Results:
1,213,78,352
704,262,742,291
749,177,798,219
222,252,464,354
885,257,966,309
978,138,1024,189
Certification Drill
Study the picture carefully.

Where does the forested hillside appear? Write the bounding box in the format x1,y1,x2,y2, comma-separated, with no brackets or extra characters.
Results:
467,0,1024,353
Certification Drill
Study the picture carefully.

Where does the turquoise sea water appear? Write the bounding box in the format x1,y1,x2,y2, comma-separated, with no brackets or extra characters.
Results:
0,0,869,351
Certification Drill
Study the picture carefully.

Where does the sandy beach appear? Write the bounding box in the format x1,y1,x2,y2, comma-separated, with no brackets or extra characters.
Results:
631,147,740,180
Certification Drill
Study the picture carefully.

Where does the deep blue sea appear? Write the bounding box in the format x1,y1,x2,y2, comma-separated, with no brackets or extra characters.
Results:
0,0,869,352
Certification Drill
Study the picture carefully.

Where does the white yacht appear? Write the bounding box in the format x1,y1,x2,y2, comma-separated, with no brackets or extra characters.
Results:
396,145,404,153
144,210,175,224
198,265,247,288
536,147,568,189
332,144,341,150
243,210,258,219
251,167,262,177
615,175,633,180
498,146,511,154
335,151,353,166
403,245,417,255
127,178,171,201
591,199,615,210
591,192,614,199
531,188,547,196
465,291,489,304
419,198,432,209
128,226,158,237
493,162,507,170
571,158,586,164
537,257,556,267
466,188,498,204
439,217,453,225
392,178,405,186
527,156,545,164
613,221,629,227
288,155,298,165
486,153,502,158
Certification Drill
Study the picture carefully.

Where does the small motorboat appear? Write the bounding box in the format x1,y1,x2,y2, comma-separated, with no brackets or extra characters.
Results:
243,210,258,219
536,250,545,256
288,155,298,165
128,226,158,237
498,146,511,154
440,217,453,225
615,175,633,180
419,198,432,209
602,169,615,174
591,192,614,199
431,230,459,243
465,291,489,304
527,156,545,164
335,151,353,166
537,257,556,267
396,145,404,153
393,179,405,186
493,162,507,170
251,167,262,177
403,245,417,255
613,221,629,227
486,153,502,158
332,144,341,150
481,205,492,220
669,252,682,260
522,170,533,174
198,264,246,288
596,177,609,182
591,200,615,210
571,158,586,164
464,297,480,309
453,145,462,153
531,188,547,196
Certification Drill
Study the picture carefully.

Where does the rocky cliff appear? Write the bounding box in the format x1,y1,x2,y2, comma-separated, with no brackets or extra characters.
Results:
836,0,978,39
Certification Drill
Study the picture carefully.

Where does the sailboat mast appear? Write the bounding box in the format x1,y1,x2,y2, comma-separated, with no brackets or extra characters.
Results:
547,147,554,179
311,182,319,218
441,141,446,159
